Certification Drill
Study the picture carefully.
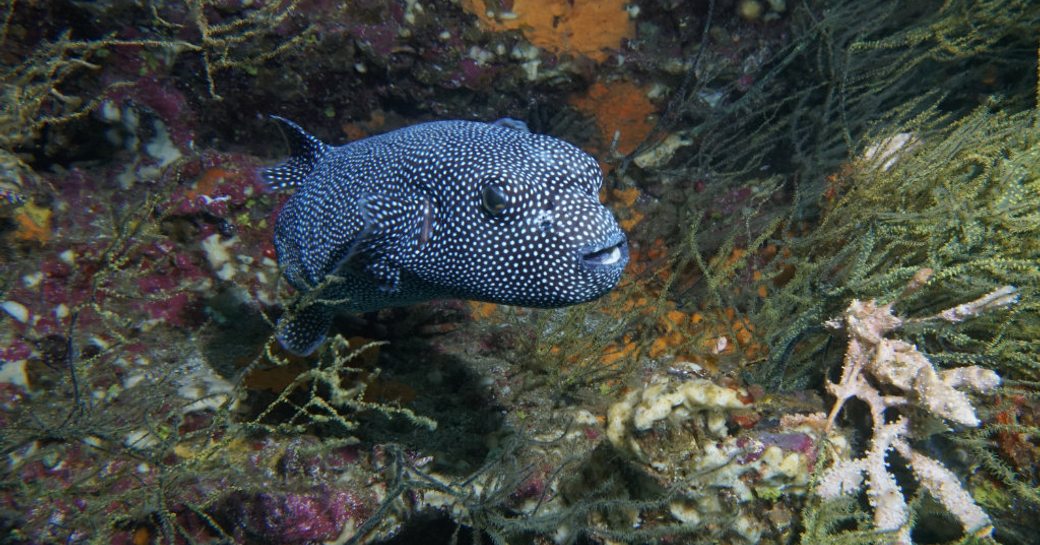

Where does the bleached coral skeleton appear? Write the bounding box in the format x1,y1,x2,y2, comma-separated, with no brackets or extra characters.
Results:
817,269,1016,544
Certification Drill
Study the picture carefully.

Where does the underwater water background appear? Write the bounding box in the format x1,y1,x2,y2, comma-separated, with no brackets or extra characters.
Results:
1,1,1039,544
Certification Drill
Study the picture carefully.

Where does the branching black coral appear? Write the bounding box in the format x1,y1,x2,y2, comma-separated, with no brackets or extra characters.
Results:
753,97,1040,390
151,0,312,99
749,45,1040,545
251,335,437,435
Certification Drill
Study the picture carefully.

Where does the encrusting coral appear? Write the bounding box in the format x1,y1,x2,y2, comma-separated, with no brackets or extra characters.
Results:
817,269,1016,544
570,80,657,157
460,0,634,63
603,375,833,543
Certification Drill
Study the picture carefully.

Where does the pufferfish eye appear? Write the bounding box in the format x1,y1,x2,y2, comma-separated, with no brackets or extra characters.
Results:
481,183,509,217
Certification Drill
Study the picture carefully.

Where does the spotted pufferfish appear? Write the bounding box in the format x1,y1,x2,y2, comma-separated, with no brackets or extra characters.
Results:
262,116,629,355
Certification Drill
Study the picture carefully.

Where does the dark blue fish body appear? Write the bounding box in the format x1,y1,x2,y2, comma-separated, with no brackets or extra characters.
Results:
262,117,629,355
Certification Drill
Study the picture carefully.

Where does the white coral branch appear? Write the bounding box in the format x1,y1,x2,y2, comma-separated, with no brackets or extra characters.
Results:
864,419,912,541
894,440,993,534
816,274,1012,543
816,458,866,498
933,285,1019,323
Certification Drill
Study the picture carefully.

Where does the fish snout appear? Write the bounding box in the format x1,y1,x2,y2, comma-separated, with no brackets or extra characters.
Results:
581,232,629,271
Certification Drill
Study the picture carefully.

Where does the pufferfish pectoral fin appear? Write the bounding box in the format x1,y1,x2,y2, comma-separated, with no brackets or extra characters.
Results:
275,298,335,356
346,193,419,293
261,116,330,191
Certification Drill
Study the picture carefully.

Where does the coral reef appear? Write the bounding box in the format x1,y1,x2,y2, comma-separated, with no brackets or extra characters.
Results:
1,0,1038,543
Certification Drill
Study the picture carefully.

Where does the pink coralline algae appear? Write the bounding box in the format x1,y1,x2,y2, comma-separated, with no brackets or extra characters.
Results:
165,154,267,217
451,58,498,90
508,464,556,504
226,488,368,543
738,432,816,466
352,23,401,57
0,341,32,363
0,147,280,369
106,76,197,149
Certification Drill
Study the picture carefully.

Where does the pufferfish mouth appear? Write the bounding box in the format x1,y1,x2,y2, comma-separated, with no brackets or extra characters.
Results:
580,233,629,269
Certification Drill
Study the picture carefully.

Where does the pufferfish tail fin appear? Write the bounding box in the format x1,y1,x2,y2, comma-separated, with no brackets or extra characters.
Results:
261,115,330,191
275,298,334,356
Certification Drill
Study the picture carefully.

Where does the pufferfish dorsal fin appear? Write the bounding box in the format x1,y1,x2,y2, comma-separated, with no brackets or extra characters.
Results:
261,115,330,190
491,118,530,132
